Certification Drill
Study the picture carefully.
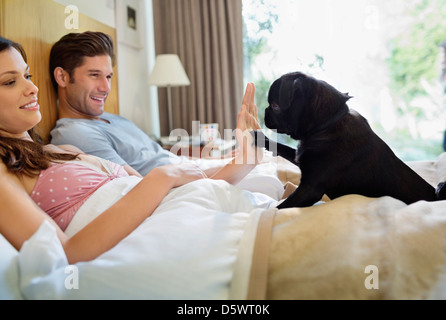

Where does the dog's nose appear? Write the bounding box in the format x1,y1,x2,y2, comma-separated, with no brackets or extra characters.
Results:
264,109,278,130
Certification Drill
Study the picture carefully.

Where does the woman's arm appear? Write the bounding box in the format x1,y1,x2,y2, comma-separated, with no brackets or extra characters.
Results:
62,164,205,263
0,162,206,264
209,83,263,185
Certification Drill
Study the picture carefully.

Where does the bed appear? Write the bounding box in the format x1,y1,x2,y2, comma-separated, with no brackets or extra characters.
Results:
1,151,446,300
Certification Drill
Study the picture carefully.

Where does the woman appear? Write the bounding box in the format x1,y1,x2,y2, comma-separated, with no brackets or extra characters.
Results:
0,36,262,264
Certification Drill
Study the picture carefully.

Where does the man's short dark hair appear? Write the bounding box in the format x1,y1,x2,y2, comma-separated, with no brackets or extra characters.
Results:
49,31,116,93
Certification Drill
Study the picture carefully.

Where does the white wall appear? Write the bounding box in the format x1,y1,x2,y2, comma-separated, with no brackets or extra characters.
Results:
53,0,116,28
116,0,160,138
52,0,160,138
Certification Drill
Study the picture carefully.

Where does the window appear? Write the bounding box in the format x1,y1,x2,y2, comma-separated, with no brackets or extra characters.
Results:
243,0,446,161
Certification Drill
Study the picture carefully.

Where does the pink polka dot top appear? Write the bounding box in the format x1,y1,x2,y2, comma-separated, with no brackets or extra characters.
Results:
30,160,129,231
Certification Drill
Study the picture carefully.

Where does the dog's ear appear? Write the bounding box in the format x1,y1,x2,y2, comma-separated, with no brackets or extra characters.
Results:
279,77,302,112
344,93,353,102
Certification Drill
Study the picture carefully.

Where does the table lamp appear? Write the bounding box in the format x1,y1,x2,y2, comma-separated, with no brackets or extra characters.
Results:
148,54,191,133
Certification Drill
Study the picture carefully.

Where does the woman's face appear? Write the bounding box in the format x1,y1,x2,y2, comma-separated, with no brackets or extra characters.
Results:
0,47,40,139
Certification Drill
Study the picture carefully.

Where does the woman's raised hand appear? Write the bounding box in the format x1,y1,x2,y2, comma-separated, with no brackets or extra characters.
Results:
236,83,263,164
238,83,261,133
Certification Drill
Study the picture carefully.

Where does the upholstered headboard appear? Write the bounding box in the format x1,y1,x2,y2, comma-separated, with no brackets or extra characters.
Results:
0,0,119,142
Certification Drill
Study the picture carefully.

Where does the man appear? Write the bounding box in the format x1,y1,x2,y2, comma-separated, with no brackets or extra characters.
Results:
49,31,174,177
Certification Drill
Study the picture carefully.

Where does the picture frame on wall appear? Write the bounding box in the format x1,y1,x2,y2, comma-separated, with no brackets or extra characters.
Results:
116,0,143,49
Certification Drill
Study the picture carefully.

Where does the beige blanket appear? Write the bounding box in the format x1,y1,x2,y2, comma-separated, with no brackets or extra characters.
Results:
266,153,446,299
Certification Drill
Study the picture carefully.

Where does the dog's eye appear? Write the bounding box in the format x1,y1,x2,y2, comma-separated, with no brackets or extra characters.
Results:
271,103,280,112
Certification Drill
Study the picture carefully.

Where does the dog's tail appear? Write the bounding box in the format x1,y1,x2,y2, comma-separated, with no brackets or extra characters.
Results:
436,182,446,200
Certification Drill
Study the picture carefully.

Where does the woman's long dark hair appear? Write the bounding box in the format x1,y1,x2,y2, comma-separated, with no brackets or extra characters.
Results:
0,37,78,176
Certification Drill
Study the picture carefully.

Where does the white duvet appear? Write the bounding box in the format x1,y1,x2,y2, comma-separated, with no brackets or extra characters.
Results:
0,159,283,300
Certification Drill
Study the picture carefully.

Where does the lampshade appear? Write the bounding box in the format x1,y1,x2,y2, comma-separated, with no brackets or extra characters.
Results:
148,54,190,87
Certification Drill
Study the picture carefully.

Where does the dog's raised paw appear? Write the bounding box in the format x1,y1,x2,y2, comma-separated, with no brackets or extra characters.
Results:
436,182,446,200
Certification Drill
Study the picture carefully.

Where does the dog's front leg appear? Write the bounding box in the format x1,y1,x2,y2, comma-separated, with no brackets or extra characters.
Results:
275,143,299,165
437,182,446,200
251,130,270,149
278,184,325,208
251,130,298,165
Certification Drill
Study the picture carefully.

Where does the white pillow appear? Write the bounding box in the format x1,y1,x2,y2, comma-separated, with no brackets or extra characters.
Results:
0,234,22,299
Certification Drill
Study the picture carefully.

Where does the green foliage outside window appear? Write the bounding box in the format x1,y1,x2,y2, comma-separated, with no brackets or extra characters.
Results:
243,0,446,160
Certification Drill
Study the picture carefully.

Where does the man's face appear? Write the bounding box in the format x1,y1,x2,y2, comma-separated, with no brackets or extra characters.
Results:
64,55,113,117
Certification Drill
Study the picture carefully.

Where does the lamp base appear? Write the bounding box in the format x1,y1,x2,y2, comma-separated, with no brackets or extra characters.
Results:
167,85,173,133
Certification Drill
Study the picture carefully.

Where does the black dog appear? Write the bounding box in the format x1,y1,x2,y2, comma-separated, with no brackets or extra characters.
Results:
253,71,446,208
